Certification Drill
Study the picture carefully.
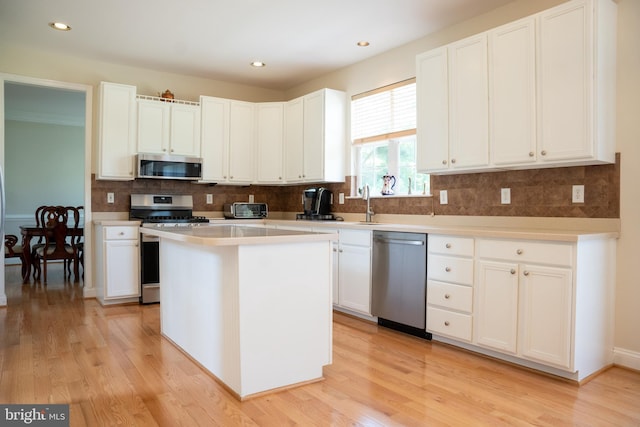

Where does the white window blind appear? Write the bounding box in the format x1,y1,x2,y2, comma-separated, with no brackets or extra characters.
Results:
351,79,416,144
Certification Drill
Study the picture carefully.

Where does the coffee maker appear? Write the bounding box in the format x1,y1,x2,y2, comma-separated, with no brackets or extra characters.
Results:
297,187,335,220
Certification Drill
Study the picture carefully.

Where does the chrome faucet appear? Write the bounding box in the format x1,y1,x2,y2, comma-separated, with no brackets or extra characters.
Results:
362,184,374,222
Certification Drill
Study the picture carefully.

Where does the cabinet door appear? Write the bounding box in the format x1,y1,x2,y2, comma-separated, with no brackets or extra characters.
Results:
97,82,136,180
302,90,325,181
137,99,170,154
338,244,371,315
256,103,284,183
104,240,140,298
228,101,255,183
200,96,230,182
475,260,519,354
170,103,201,156
520,264,573,369
490,18,537,165
538,1,592,161
416,47,449,172
449,33,489,170
284,97,304,182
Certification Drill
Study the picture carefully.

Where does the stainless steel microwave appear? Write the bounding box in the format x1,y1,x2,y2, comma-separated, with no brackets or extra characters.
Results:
136,153,203,180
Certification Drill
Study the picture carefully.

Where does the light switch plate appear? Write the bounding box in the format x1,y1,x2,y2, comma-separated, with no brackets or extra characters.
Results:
249,194,254,203
572,185,585,203
339,193,345,205
107,192,114,204
501,188,511,204
440,190,448,205
206,194,213,204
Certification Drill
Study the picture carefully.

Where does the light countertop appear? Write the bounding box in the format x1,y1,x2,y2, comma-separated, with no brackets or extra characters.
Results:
140,224,337,246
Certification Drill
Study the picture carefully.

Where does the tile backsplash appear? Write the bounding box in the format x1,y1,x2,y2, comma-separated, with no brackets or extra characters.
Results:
92,153,620,219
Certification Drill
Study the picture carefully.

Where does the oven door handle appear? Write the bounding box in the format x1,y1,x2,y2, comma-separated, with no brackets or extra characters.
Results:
141,234,160,243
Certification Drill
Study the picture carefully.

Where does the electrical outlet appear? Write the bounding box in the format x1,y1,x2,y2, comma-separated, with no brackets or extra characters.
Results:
249,194,254,203
572,185,585,203
339,193,345,204
440,190,448,205
206,194,213,204
107,192,114,204
501,188,511,204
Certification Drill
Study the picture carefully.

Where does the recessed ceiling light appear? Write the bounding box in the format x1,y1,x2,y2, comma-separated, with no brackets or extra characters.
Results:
49,22,71,31
357,41,370,47
250,61,266,68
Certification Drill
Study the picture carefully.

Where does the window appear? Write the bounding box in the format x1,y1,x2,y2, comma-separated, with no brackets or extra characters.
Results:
352,79,428,196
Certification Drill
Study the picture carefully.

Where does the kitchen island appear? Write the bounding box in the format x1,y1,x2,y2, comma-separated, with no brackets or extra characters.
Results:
140,224,337,400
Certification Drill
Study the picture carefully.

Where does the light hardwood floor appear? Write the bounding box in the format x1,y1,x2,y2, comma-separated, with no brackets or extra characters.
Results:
1,264,639,426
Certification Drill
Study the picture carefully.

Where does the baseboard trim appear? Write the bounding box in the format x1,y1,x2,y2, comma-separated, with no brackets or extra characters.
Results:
613,347,640,371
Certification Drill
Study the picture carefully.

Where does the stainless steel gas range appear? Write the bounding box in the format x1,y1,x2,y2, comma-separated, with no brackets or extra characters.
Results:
130,194,210,304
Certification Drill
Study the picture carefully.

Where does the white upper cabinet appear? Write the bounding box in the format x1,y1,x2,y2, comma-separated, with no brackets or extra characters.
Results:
284,89,346,183
537,0,616,165
489,17,537,166
137,98,201,157
284,96,305,182
448,33,490,170
199,96,255,184
417,0,617,174
97,82,137,180
417,34,490,173
199,96,230,182
228,100,256,184
256,102,285,184
416,48,449,173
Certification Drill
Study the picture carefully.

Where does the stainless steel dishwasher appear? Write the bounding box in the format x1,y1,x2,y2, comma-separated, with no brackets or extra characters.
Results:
371,231,431,339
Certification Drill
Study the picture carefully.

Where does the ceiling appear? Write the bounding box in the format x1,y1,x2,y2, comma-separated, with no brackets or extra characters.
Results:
1,0,516,91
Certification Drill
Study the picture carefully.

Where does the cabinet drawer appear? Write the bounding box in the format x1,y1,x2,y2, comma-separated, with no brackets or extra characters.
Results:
340,229,371,246
477,239,573,267
428,255,474,285
429,235,474,257
427,306,472,341
104,226,139,240
427,281,473,312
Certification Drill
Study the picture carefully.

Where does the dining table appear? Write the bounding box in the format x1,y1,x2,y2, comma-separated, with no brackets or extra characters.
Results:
19,224,84,283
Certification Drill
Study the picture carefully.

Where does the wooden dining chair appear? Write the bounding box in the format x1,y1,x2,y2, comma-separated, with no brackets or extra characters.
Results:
30,205,48,279
33,205,82,284
5,234,28,278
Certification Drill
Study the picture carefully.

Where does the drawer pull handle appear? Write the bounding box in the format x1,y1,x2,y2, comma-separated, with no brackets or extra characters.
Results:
529,152,534,157
510,269,516,275
451,158,456,164
516,249,523,255
442,160,447,165
523,271,530,276
445,243,451,249
444,321,450,326
444,294,451,299
119,232,124,235
445,267,451,272
541,150,547,156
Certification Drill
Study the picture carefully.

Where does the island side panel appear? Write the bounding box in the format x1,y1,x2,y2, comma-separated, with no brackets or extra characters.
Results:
159,238,242,392
237,240,333,398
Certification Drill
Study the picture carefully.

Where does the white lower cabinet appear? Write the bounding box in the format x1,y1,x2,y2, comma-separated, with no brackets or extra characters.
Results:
336,229,372,315
427,235,475,341
95,225,140,305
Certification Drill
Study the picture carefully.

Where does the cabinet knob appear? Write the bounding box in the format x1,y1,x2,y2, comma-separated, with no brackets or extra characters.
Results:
445,243,451,249
118,232,124,235
230,176,233,179
442,160,447,165
444,294,451,299
451,158,456,164
510,269,516,275
333,248,337,252
529,152,534,157
444,321,450,326
523,271,530,276
516,249,523,255
445,267,451,272
339,249,343,253
541,150,547,156
162,148,167,152
279,177,282,180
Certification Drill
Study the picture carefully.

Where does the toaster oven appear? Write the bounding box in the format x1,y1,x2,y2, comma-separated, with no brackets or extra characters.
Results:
223,203,268,219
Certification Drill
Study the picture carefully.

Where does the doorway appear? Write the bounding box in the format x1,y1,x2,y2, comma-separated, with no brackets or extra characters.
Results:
0,74,93,305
